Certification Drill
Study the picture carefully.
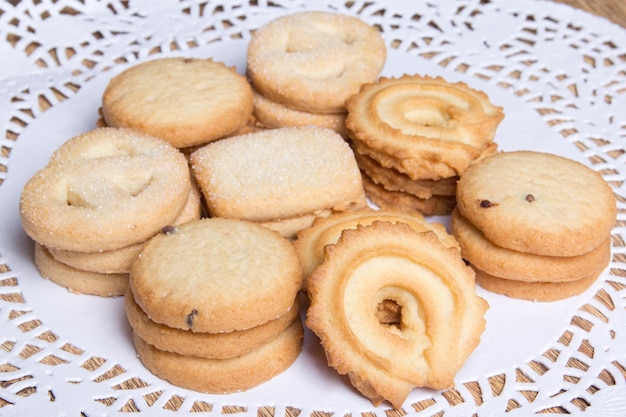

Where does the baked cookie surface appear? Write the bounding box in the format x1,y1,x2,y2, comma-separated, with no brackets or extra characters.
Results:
346,74,504,179
456,151,617,257
190,126,366,224
247,11,386,113
129,218,302,333
306,221,487,408
450,208,612,282
132,318,303,394
19,128,191,252
102,57,253,148
34,243,128,297
125,289,300,359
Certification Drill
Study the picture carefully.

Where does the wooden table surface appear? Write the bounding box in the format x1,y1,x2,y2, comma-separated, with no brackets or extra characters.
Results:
554,0,626,27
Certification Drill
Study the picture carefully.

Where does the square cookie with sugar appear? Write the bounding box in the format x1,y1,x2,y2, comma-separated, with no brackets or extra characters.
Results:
190,126,366,237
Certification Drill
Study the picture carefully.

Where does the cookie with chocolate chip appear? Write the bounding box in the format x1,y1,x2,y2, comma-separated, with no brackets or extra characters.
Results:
453,150,615,301
455,151,616,257
128,217,302,333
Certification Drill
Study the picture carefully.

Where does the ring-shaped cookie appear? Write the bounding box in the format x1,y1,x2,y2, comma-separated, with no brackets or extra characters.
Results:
20,128,191,252
346,75,504,178
247,11,386,113
306,221,487,408
294,208,459,284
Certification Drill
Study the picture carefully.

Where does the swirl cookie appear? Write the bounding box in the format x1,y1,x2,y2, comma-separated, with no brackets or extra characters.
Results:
190,126,366,238
129,218,302,333
102,57,253,149
362,175,457,215
20,128,191,252
247,11,386,114
294,208,459,285
455,151,616,257
355,152,457,199
306,221,488,408
346,74,504,180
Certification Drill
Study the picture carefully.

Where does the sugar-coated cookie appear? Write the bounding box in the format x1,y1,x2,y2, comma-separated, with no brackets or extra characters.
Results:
102,57,253,148
132,318,303,394
47,186,202,274
190,126,366,238
129,218,302,333
456,151,616,257
247,11,386,114
20,128,191,252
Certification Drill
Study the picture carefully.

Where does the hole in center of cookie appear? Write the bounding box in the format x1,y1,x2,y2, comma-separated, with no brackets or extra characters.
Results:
376,298,402,330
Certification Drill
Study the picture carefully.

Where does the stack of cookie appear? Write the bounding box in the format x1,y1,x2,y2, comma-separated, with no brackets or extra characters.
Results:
246,11,387,136
19,128,199,297
190,126,367,239
127,218,304,393
452,151,616,301
345,74,504,215
100,57,256,152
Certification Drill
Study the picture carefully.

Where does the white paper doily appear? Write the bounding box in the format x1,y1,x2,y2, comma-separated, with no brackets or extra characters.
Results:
1,1,625,416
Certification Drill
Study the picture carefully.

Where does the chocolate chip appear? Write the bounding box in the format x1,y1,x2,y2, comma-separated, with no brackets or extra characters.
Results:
186,309,198,328
161,225,177,235
480,200,497,208
526,194,535,202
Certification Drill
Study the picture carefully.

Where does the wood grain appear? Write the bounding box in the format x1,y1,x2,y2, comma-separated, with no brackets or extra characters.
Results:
553,0,626,27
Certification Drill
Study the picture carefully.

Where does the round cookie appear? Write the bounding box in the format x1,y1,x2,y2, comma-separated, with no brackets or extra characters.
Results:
473,264,604,302
102,57,253,148
450,208,612,282
346,74,504,179
252,88,348,137
132,318,303,394
34,243,128,297
125,289,301,359
294,208,459,284
129,218,302,333
456,151,617,257
247,11,386,113
306,221,487,408
20,128,191,252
